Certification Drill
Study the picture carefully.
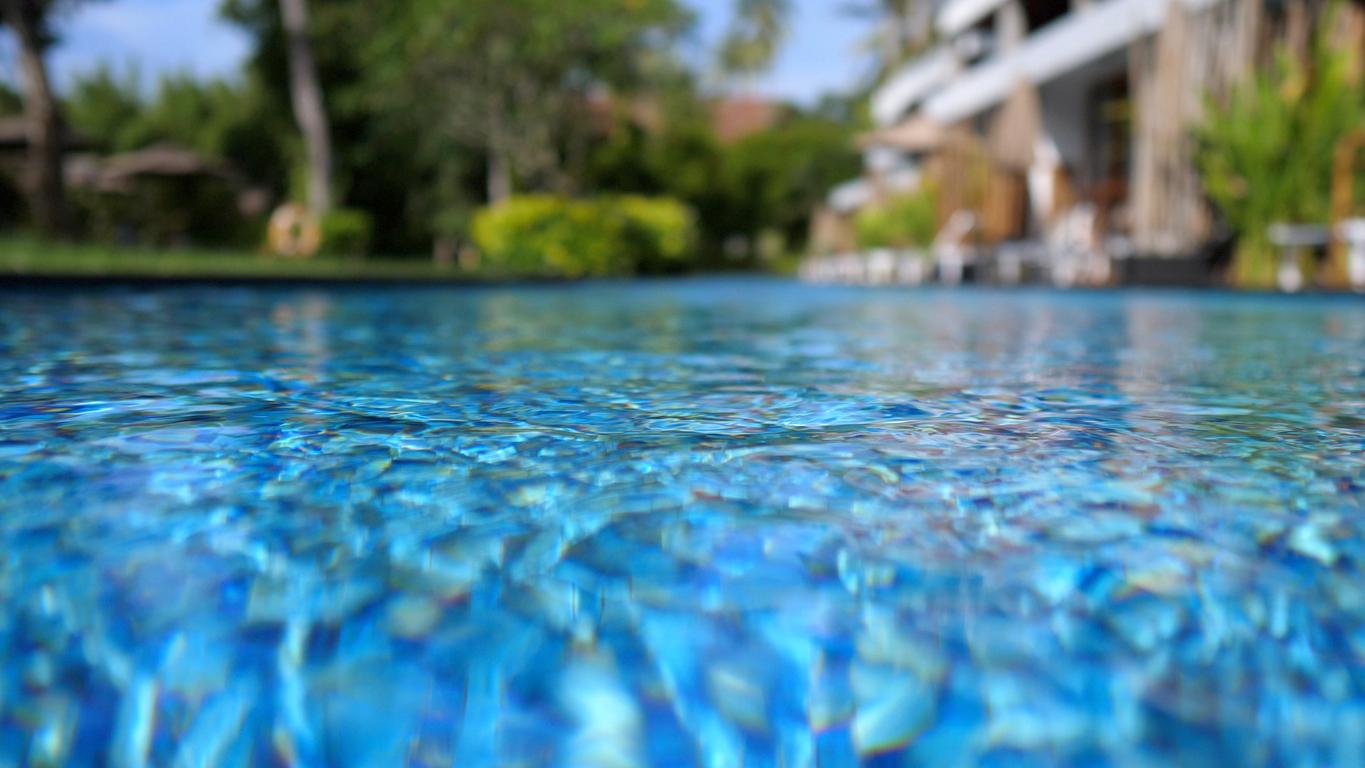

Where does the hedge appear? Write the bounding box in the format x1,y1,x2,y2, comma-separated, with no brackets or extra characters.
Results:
471,195,697,277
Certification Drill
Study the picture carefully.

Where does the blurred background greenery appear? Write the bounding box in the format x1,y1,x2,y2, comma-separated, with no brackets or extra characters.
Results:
0,0,874,277
1,0,1362,285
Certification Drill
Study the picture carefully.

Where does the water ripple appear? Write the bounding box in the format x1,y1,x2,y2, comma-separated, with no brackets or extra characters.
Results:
0,280,1362,766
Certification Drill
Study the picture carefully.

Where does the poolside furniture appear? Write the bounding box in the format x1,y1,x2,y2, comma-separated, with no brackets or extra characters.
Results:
867,249,897,285
994,241,1032,285
933,210,978,286
835,253,866,284
1331,130,1365,290
1268,223,1330,293
895,250,928,285
1338,218,1365,292
1046,203,1105,288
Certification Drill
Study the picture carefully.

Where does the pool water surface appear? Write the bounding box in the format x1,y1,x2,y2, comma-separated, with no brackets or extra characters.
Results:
1,279,1363,766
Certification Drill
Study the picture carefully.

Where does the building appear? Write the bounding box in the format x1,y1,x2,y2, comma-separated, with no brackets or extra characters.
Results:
815,0,1355,285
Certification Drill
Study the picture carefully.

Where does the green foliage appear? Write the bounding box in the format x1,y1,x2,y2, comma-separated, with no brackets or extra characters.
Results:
0,173,23,229
1196,7,1365,288
847,0,936,83
208,0,837,263
586,113,858,264
855,183,938,250
719,0,789,79
721,117,860,251
65,68,291,195
614,195,699,273
472,195,697,277
222,0,426,248
10,0,854,268
220,0,696,252
320,208,374,257
64,65,142,152
133,77,288,182
0,235,468,280
60,70,286,249
73,175,250,248
367,0,692,197
0,82,23,115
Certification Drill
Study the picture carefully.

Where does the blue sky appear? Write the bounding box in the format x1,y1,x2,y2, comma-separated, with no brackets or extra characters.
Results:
1,0,875,104
2,0,254,90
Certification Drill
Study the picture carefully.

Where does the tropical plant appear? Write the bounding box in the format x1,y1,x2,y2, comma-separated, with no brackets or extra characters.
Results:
1197,6,1365,288
844,0,937,81
719,0,790,83
855,182,938,250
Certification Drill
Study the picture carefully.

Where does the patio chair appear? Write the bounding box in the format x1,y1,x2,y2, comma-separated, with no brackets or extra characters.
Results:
933,210,977,286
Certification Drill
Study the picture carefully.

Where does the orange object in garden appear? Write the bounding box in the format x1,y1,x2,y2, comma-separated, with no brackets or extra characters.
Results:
267,202,322,259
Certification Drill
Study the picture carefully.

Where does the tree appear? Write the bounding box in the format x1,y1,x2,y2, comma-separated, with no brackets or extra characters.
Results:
722,115,861,252
718,0,790,84
64,64,141,152
226,0,459,252
277,0,333,215
66,66,291,192
843,0,936,80
369,0,691,204
0,0,85,235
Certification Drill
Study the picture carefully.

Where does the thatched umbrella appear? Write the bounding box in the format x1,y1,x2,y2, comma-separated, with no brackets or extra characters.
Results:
99,144,236,187
857,115,947,153
0,117,92,153
986,79,1042,172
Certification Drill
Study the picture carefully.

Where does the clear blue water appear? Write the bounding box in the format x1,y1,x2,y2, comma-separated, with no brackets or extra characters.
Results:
1,279,1363,767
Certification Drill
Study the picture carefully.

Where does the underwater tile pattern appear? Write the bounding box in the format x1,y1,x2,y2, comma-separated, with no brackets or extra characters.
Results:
0,279,1363,766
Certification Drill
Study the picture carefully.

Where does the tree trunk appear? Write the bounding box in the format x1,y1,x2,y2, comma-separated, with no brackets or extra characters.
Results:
2,0,65,236
487,151,512,204
279,0,334,216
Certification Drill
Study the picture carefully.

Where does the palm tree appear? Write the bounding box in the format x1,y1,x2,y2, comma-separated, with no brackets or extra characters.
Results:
278,0,333,215
0,0,75,235
718,0,791,84
718,0,935,88
845,0,937,80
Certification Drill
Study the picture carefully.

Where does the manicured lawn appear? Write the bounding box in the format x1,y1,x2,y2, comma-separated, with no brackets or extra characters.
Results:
0,237,473,282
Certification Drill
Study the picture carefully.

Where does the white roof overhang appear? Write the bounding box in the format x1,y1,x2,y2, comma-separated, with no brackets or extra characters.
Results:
924,0,1222,124
871,46,958,126
936,0,1010,37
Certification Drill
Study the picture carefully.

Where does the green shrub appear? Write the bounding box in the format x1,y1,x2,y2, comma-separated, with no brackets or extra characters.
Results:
613,195,697,273
71,175,253,248
855,183,939,250
1197,4,1365,288
320,209,374,257
471,195,696,277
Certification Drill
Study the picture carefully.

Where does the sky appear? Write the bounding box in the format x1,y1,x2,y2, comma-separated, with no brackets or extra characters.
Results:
1,0,876,104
